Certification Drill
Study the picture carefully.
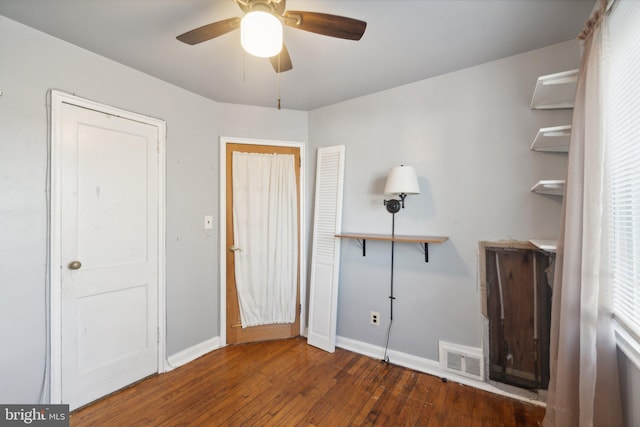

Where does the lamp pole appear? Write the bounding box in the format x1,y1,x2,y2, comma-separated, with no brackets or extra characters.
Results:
382,193,405,363
382,164,419,363
390,210,396,322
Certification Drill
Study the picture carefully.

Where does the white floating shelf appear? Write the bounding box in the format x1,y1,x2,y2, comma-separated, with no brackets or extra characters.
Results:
530,69,578,110
531,180,565,196
530,125,571,152
529,239,557,253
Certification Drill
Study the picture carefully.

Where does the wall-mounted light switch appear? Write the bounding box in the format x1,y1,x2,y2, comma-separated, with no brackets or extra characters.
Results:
204,215,213,229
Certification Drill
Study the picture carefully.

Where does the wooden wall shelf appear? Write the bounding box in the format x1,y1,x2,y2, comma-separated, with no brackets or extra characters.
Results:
336,233,449,262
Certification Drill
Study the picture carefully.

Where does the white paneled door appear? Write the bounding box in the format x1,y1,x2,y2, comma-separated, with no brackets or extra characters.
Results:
59,101,160,410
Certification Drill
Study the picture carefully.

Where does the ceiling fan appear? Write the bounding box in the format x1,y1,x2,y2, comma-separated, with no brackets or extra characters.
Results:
176,0,367,73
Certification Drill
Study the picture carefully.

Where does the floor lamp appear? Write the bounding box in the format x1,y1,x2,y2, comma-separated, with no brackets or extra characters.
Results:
382,165,420,362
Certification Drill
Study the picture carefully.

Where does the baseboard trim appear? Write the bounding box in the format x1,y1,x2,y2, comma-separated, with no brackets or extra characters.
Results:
335,335,545,407
165,336,222,371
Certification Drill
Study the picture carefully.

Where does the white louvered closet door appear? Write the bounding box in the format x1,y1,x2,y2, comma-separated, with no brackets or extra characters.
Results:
307,145,345,352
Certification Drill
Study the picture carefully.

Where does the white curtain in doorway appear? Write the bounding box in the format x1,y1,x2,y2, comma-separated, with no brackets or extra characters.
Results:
232,152,298,327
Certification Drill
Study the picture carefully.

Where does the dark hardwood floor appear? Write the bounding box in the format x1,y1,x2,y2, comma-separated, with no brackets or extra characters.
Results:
70,338,545,426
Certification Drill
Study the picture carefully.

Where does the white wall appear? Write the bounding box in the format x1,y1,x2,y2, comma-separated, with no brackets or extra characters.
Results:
0,15,307,404
308,40,578,360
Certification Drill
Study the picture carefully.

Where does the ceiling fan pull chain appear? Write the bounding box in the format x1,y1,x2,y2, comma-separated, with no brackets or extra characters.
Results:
277,53,282,110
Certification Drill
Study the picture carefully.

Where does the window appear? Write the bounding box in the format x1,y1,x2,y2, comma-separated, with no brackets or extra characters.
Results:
607,0,640,354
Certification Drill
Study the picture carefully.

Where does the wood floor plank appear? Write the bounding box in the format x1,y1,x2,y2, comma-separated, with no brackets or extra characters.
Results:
407,370,439,402
425,379,451,427
69,338,545,426
321,362,385,426
392,393,429,427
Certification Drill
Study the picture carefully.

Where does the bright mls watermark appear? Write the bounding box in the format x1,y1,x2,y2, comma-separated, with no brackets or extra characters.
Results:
0,405,69,426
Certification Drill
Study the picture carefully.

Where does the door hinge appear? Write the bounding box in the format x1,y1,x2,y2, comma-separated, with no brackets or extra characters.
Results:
299,303,302,315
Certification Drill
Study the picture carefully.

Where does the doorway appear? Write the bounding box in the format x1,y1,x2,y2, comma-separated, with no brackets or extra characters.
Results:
219,137,306,345
49,91,166,408
480,241,553,390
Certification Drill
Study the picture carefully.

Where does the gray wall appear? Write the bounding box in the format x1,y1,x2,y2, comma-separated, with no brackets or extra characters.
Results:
0,15,307,404
308,40,578,359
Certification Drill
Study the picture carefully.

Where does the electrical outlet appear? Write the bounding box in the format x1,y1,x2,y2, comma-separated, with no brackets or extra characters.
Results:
370,311,380,326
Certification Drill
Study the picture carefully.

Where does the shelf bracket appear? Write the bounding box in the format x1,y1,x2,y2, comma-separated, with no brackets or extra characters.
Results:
352,238,366,256
420,243,429,263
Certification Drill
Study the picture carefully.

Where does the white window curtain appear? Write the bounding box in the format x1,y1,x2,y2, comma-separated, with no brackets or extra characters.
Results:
232,151,298,327
543,1,623,425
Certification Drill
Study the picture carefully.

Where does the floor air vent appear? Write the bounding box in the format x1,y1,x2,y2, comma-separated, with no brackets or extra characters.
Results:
439,341,484,381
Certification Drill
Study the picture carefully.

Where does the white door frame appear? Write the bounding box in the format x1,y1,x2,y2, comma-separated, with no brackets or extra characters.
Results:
219,137,306,346
48,90,167,404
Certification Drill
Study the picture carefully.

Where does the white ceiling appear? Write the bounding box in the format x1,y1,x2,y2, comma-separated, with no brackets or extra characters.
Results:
0,0,594,111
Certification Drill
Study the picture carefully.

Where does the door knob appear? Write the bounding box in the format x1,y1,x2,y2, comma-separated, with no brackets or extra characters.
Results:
229,246,241,252
68,260,82,270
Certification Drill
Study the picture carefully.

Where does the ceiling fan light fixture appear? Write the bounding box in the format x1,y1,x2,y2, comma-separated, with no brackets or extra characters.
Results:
241,10,283,58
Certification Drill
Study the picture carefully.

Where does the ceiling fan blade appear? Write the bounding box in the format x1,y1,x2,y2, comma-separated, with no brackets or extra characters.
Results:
269,43,293,73
283,11,366,40
176,17,241,45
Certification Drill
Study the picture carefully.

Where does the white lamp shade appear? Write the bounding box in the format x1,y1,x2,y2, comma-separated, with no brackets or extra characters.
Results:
241,11,283,58
384,165,420,195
